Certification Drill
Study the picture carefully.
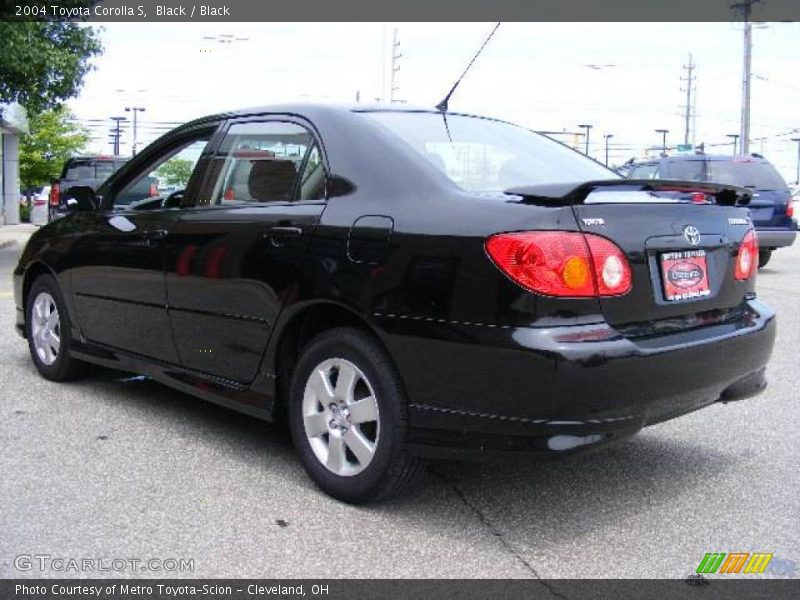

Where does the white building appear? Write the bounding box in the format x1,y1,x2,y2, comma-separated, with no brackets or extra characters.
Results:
0,102,29,225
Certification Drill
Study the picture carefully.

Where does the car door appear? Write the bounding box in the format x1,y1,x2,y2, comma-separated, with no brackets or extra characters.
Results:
69,126,219,362
163,118,327,383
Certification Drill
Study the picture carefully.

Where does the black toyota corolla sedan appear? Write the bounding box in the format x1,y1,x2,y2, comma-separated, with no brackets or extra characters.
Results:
14,104,775,503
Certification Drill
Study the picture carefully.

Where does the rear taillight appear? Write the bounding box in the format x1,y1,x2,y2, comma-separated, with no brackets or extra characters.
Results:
224,186,234,201
49,183,60,206
149,183,159,197
787,202,794,219
485,231,632,298
735,229,758,280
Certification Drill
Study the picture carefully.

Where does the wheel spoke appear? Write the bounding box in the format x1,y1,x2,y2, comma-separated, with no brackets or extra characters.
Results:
46,310,59,330
304,411,328,438
326,435,346,473
334,362,359,403
348,395,378,424
308,368,335,403
48,331,60,353
343,428,375,465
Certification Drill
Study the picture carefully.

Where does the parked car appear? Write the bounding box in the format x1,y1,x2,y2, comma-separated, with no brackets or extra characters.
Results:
30,185,50,225
626,154,796,267
14,105,776,503
48,156,129,222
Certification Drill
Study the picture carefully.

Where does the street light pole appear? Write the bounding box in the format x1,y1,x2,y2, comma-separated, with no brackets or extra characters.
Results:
655,129,669,156
578,124,593,156
124,106,146,156
791,137,800,185
603,134,614,166
726,133,740,155
109,116,127,156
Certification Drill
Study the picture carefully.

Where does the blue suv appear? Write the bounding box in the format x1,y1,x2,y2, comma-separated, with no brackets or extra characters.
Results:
626,154,796,267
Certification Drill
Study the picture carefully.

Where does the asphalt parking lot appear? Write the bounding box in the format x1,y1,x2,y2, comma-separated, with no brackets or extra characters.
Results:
0,228,797,580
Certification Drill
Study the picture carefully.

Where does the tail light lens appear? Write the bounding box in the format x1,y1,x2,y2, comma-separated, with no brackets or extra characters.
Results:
49,183,60,206
787,202,794,219
485,231,632,297
149,182,159,197
735,229,758,280
224,186,234,201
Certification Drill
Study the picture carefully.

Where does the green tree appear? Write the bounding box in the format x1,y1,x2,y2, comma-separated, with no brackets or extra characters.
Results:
156,159,194,188
0,20,103,115
20,108,89,190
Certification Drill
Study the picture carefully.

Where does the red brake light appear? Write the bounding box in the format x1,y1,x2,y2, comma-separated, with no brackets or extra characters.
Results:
787,202,794,218
149,183,159,197
224,186,234,201
485,231,632,298
735,229,758,280
49,183,60,206
690,192,707,203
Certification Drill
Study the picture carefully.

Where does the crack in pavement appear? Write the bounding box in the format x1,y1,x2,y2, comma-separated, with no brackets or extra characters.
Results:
429,467,570,600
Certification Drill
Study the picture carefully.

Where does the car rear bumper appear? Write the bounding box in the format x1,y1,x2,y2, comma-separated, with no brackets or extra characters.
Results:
377,299,776,458
756,228,796,248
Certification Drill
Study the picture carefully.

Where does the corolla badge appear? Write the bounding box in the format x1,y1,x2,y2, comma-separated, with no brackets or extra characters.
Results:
683,225,701,246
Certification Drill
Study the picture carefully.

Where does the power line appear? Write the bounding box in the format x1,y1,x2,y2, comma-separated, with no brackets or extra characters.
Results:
680,53,696,145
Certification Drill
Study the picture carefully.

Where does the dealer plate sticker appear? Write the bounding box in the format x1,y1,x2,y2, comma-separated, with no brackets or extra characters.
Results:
661,249,711,301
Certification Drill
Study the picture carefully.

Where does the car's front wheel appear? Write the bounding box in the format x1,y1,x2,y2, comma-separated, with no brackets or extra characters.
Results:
288,327,424,503
26,274,87,381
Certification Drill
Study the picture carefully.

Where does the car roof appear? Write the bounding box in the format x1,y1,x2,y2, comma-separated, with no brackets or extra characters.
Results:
632,154,771,164
175,102,514,131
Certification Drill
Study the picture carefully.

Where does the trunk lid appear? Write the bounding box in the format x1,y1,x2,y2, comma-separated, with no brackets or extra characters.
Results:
505,180,756,327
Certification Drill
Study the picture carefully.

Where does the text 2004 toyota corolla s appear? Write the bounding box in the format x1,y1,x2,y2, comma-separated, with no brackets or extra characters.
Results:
13,105,775,503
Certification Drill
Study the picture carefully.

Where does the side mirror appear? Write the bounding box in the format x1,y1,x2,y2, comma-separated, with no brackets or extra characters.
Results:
63,186,98,212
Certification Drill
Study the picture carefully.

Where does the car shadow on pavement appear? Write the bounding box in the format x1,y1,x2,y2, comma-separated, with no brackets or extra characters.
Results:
12,354,741,544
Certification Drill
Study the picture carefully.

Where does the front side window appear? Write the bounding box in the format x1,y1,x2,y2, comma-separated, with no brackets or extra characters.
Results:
114,136,210,207
208,121,323,205
628,164,659,180
362,111,614,193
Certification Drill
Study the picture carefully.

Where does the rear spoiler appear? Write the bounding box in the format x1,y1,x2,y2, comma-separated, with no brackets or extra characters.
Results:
504,179,752,207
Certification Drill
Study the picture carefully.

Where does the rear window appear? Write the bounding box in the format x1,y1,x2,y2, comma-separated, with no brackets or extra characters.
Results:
668,158,788,191
64,159,126,181
362,111,614,193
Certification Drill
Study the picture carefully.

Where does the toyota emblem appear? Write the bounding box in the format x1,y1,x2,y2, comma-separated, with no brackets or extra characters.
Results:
683,225,701,246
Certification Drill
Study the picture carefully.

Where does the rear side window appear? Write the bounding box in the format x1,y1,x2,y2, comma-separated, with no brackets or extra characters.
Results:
707,160,788,191
208,121,324,205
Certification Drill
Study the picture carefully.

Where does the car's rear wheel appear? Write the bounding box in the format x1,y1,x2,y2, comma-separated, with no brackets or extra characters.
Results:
758,248,772,269
288,327,424,503
26,274,87,381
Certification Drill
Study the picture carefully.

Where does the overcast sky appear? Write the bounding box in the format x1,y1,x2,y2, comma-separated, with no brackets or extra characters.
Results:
69,22,800,181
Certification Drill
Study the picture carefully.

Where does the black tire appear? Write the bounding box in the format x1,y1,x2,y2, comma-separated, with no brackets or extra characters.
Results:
758,249,772,269
288,327,424,503
26,274,87,381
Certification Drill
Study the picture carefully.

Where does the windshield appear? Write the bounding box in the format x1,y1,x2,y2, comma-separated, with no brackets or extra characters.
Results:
363,111,615,193
668,159,788,191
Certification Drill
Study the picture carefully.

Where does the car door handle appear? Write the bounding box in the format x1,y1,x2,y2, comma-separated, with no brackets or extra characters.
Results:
144,229,168,246
267,226,303,238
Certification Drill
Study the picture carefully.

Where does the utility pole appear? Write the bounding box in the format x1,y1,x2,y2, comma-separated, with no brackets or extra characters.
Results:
389,28,402,103
109,116,127,156
681,53,696,145
124,106,146,156
603,134,613,166
655,129,669,155
726,133,740,155
732,0,761,155
791,137,800,185
578,124,593,156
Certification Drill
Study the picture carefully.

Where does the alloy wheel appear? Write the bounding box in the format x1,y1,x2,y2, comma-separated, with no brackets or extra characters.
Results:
31,292,61,366
302,358,380,477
